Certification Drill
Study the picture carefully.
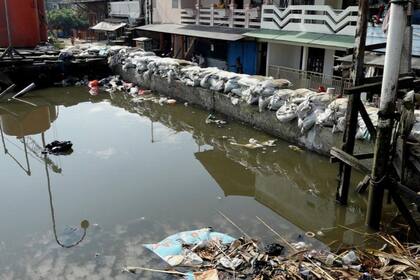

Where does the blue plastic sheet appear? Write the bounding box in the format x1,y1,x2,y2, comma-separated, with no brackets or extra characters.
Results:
143,228,235,267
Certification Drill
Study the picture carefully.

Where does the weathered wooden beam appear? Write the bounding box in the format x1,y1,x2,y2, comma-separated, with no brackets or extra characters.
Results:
389,189,420,240
331,152,374,163
335,0,369,205
356,175,371,193
391,179,420,205
365,42,387,51
344,76,414,95
331,147,372,174
358,103,377,140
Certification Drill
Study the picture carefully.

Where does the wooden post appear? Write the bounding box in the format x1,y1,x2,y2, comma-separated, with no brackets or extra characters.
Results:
335,0,368,205
400,0,412,74
366,1,408,229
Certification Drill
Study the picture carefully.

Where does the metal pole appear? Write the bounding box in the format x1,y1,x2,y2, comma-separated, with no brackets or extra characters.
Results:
366,0,408,229
3,0,12,47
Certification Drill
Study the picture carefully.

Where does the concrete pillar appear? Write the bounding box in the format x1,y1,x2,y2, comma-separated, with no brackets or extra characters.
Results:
323,49,334,77
266,43,271,76
301,46,309,71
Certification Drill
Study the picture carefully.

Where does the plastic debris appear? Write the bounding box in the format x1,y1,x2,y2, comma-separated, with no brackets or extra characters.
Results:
42,141,73,155
342,250,358,265
143,228,235,267
205,114,227,125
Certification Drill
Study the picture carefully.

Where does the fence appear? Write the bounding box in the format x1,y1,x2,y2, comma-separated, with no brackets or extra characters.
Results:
268,65,352,94
181,7,261,28
261,5,358,35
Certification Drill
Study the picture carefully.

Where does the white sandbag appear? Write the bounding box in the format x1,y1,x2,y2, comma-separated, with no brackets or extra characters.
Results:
258,96,272,112
238,77,260,88
296,99,313,120
224,79,240,93
276,103,298,123
332,116,346,133
272,79,292,89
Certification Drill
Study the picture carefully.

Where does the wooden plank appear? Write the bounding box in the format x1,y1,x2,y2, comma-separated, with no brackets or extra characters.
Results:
389,189,420,240
331,152,374,163
365,42,387,51
358,103,377,140
331,147,371,174
391,179,420,205
356,175,371,193
344,76,414,95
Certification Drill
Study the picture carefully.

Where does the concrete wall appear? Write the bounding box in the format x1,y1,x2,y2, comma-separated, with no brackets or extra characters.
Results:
114,65,372,156
153,0,182,23
266,43,301,75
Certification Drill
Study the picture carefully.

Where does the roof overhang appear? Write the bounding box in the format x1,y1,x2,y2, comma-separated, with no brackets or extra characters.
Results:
244,29,355,51
137,24,246,41
338,51,420,70
90,21,127,32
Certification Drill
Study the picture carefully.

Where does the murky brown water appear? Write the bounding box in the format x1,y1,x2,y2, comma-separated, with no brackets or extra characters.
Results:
0,87,396,279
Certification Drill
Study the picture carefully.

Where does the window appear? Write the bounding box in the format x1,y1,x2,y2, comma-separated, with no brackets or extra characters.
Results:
172,0,178,8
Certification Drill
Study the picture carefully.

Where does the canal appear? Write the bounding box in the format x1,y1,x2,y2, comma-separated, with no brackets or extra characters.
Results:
0,87,396,279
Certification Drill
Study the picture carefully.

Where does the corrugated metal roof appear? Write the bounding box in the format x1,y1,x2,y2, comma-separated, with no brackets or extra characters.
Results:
243,29,354,50
137,24,245,41
366,25,420,56
90,22,127,32
338,51,420,70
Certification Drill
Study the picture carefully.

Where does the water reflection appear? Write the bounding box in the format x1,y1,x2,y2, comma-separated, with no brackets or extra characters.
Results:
110,92,375,244
0,96,96,249
0,87,394,279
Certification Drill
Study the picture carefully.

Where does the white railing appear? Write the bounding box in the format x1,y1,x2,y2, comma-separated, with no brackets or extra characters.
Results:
268,65,352,95
109,1,141,19
261,5,358,35
181,7,261,29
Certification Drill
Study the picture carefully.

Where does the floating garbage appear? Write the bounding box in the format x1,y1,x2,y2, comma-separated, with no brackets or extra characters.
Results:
230,138,277,150
42,141,73,155
124,226,420,280
205,114,227,126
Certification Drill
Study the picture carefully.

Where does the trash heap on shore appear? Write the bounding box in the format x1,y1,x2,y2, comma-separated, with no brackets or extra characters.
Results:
123,228,420,280
108,48,420,143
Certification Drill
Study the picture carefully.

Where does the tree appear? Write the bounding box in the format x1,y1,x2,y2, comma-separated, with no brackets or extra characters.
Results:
47,8,89,36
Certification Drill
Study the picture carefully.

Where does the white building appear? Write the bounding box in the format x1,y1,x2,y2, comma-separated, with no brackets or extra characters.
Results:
136,0,358,91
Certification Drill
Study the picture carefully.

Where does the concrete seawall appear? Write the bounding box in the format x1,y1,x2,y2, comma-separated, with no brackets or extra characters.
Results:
115,65,373,156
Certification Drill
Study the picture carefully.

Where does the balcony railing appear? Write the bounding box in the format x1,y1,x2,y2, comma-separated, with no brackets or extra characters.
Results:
181,5,358,35
268,65,352,95
181,7,261,29
261,5,358,35
109,1,141,19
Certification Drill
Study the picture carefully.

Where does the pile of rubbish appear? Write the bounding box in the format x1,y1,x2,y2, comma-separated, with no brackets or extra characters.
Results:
109,49,385,140
123,228,420,280
60,43,128,57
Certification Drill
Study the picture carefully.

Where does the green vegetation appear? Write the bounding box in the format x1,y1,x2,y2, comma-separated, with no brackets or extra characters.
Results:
47,8,89,36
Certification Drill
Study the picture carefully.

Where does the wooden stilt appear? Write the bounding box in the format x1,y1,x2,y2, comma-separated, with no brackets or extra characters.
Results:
366,1,408,229
335,0,369,205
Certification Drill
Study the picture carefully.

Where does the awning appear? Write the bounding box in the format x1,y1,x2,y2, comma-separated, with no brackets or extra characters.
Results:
244,29,355,51
137,24,246,41
338,51,420,70
90,21,127,32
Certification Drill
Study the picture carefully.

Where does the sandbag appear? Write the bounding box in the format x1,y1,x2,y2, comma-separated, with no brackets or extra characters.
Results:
276,103,298,123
